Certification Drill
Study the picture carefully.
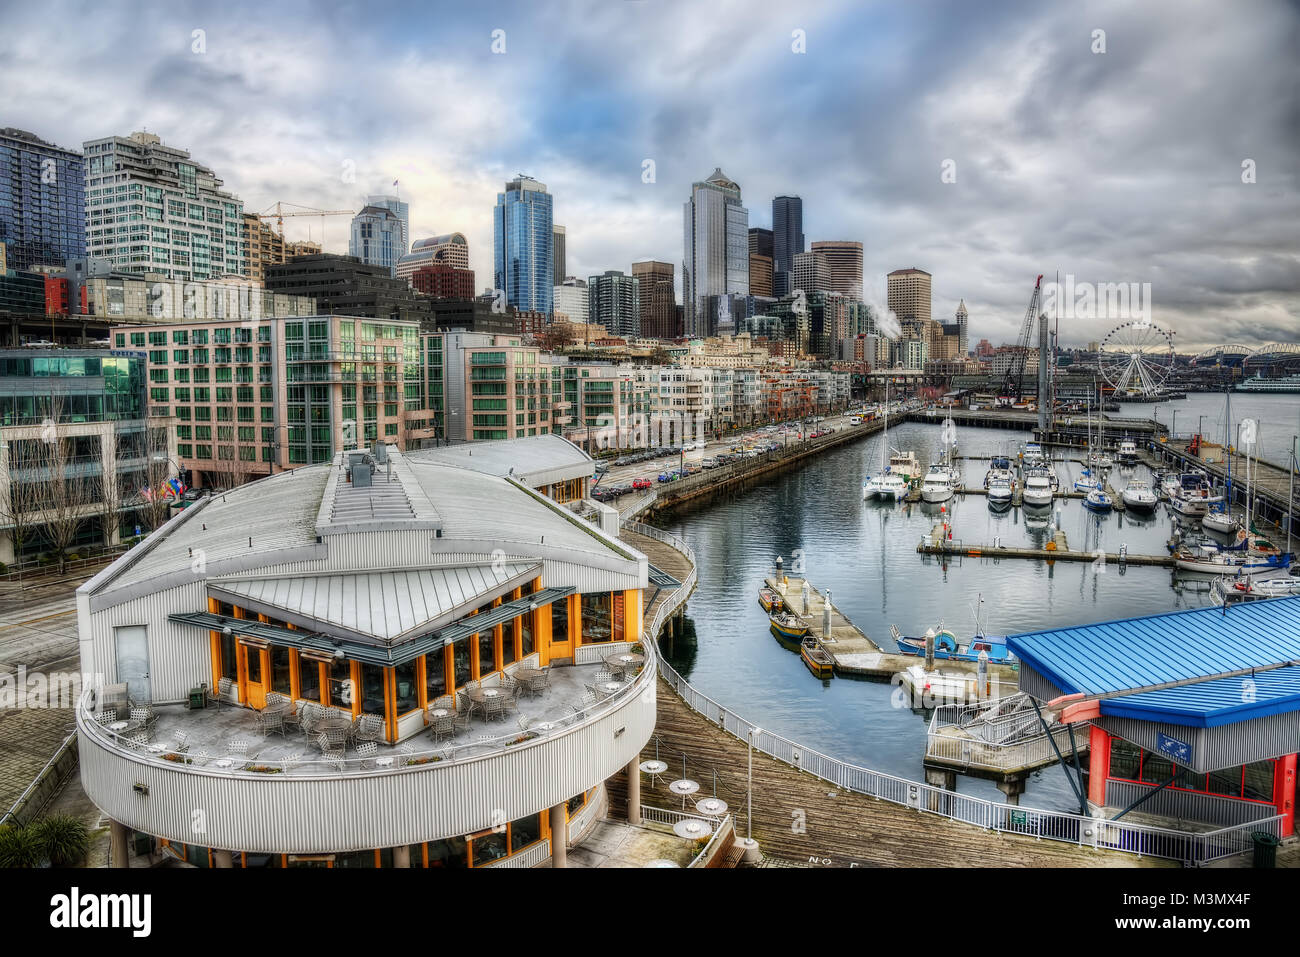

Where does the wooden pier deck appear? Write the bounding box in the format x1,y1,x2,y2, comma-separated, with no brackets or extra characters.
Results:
762,575,1019,683
918,539,1175,566
606,676,1168,868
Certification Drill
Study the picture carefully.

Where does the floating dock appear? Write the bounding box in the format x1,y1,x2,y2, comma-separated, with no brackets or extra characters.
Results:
917,532,1174,566
761,575,1020,692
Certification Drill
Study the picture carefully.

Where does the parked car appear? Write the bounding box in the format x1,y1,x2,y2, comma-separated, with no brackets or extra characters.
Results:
702,457,718,469
632,477,653,490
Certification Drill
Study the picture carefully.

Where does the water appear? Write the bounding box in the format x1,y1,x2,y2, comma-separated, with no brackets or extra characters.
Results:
655,418,1270,812
1126,392,1300,467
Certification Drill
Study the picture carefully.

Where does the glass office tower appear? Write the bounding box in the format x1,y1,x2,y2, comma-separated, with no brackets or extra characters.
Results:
493,176,553,315
0,128,85,272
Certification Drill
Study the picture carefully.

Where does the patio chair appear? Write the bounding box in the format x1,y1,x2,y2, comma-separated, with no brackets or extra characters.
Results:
354,713,384,745
266,692,290,708
501,687,520,714
300,702,325,736
580,690,597,708
94,710,116,727
593,670,615,686
228,739,251,758
127,732,149,750
317,735,345,771
257,708,286,739
167,730,189,754
130,707,158,736
465,679,481,694
208,677,233,711
539,665,552,690
321,727,348,750
433,694,455,712
356,741,379,770
282,753,303,774
483,694,506,724
191,749,211,766
430,712,455,744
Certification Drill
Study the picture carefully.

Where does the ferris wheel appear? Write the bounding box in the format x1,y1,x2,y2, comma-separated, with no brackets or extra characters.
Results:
1098,321,1176,397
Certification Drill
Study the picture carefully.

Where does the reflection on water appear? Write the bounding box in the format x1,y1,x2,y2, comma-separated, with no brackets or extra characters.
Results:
656,421,1224,812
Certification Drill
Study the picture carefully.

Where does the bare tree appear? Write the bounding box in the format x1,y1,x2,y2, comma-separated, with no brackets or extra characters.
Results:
137,424,175,533
1,441,43,579
95,427,124,551
32,397,96,573
207,429,258,491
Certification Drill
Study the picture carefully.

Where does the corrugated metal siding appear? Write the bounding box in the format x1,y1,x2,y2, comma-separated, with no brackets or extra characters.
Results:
1016,667,1066,703
1097,712,1300,773
77,666,655,854
1104,779,1274,828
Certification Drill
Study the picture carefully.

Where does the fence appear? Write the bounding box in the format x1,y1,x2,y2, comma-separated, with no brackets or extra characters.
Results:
926,695,1082,773
0,728,79,827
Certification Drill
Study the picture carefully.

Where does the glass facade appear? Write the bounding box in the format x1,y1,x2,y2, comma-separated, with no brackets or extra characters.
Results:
493,177,553,314
0,130,85,272
0,350,147,425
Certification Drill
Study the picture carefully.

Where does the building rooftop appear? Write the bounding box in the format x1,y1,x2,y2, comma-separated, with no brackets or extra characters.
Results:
405,435,592,489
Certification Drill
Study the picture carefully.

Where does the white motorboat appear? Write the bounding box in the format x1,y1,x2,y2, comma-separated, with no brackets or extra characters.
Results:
1088,451,1114,471
920,462,960,503
863,471,910,502
888,450,924,484
1020,442,1045,467
1201,507,1240,535
1120,480,1158,511
984,456,1015,507
1174,544,1288,575
1083,488,1113,513
1021,469,1055,507
1117,439,1138,465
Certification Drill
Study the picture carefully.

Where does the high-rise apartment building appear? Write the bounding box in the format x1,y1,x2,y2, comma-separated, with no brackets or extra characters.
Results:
265,254,435,323
887,267,932,325
0,129,85,272
811,240,863,297
83,131,243,281
396,233,469,285
553,277,589,324
241,213,283,283
349,204,404,277
494,175,554,315
365,194,409,254
793,250,832,296
632,260,676,339
411,264,476,300
552,224,566,286
587,270,640,340
682,168,748,338
772,196,804,295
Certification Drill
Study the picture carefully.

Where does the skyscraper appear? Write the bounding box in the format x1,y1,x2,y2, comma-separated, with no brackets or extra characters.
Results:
494,175,554,315
748,228,774,297
588,269,640,339
349,204,404,276
631,260,676,339
811,240,863,298
772,195,804,295
365,194,409,254
83,131,242,280
887,267,932,324
553,277,588,324
793,250,832,296
955,299,969,355
682,168,749,338
0,128,84,272
552,224,566,285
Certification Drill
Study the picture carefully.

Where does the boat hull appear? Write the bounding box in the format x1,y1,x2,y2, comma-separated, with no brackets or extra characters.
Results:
1121,491,1158,511
769,617,809,640
921,486,955,503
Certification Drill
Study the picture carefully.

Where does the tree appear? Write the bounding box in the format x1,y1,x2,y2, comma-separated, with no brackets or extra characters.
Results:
1,440,43,578
136,424,175,533
33,398,96,573
94,427,124,550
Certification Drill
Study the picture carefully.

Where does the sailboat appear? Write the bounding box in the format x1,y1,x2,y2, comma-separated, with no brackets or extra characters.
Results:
862,379,910,502
1074,391,1103,492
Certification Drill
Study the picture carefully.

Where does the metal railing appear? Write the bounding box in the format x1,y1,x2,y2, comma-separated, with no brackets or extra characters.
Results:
0,728,79,827
926,696,1078,772
76,649,657,780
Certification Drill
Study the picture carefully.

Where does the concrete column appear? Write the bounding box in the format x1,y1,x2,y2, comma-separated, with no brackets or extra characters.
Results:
213,849,234,868
996,775,1028,806
109,819,130,869
392,845,411,868
626,759,641,825
550,803,568,868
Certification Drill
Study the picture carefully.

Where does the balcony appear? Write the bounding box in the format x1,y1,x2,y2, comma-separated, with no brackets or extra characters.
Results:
76,644,655,853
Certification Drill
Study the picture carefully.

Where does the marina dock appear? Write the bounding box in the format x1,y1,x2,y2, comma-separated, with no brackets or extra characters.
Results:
762,574,1020,687
917,534,1175,566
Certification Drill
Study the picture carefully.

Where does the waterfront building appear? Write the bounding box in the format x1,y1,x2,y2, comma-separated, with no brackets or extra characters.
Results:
349,204,404,277
1009,599,1300,837
887,267,932,325
811,241,863,298
546,360,652,454
494,175,554,315
74,441,654,868
553,277,589,325
682,169,749,338
771,196,803,297
552,224,566,286
0,347,170,563
395,234,469,286
631,261,676,340
265,254,435,324
84,131,242,281
0,128,85,272
587,270,640,340
426,330,553,444
113,314,419,483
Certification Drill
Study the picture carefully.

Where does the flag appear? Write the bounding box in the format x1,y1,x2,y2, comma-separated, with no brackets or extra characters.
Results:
168,478,184,497
392,179,398,187
140,487,154,502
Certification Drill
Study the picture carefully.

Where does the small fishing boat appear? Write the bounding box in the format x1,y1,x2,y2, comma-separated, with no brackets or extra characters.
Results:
800,637,835,678
758,587,785,613
769,612,809,640
1083,487,1113,513
888,450,924,484
890,625,1016,663
1120,480,1158,512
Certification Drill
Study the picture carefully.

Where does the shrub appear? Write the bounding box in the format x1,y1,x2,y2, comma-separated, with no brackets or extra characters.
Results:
0,824,45,868
31,815,90,867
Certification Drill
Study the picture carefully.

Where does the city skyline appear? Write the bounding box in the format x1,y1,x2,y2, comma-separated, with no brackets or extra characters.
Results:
0,0,1296,350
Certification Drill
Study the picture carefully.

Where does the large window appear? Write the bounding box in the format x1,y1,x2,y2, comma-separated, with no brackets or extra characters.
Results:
271,646,292,695
427,836,468,868
453,641,472,689
551,598,569,646
328,658,353,710
1108,735,1276,803
360,663,385,716
425,651,447,703
394,661,419,715
580,592,612,643
519,610,534,658
501,616,517,667
478,628,496,678
298,657,321,702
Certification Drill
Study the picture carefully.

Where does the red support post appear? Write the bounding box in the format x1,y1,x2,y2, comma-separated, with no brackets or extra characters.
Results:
1273,754,1296,837
1087,725,1110,807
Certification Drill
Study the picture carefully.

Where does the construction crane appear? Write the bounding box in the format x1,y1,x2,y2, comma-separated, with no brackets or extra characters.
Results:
1000,274,1045,404
257,202,355,240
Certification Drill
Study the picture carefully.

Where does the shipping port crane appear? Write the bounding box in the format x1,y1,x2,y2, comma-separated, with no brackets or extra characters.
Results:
1000,274,1045,404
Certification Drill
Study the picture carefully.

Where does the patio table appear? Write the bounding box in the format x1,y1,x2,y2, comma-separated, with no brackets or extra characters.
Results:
604,653,645,677
594,680,623,698
107,719,142,735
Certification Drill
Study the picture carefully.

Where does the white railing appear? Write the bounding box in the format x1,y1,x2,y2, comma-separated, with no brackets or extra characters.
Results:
1196,815,1285,864
618,489,658,520
574,641,637,665
481,838,552,869
926,698,1084,772
688,814,734,868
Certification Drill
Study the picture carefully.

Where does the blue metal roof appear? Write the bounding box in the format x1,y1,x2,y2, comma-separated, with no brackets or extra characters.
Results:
1007,596,1300,726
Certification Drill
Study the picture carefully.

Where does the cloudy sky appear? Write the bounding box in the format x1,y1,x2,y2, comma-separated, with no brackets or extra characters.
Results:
3,0,1296,350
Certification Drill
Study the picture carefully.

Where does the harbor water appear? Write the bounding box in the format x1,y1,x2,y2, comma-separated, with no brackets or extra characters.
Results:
657,396,1300,812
